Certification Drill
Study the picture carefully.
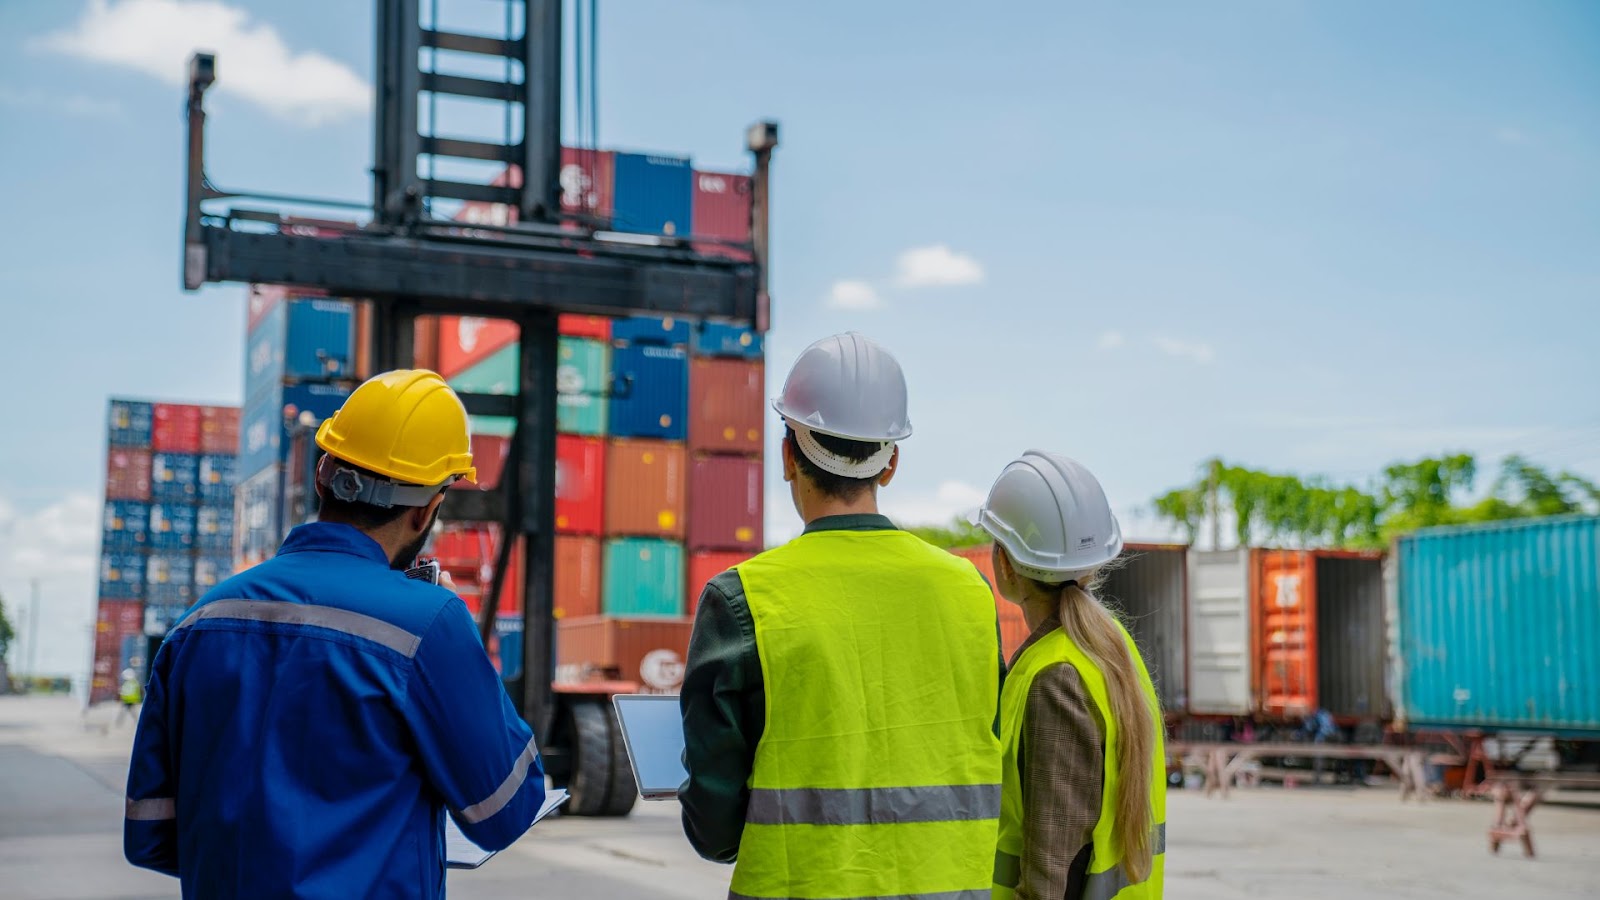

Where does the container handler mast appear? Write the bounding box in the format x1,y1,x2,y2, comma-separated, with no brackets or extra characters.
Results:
180,0,776,816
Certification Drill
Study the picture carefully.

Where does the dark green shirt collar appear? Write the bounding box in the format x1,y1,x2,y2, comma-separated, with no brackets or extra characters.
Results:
801,513,898,535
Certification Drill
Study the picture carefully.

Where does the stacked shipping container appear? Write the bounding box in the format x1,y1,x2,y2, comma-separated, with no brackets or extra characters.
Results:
93,398,240,703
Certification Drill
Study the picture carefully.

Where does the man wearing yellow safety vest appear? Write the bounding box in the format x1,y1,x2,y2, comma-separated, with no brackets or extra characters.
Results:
679,332,1005,900
974,450,1167,899
124,370,546,899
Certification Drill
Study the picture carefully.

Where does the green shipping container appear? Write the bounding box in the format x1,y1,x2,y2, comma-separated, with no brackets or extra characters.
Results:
603,538,685,617
448,339,608,436
557,337,609,435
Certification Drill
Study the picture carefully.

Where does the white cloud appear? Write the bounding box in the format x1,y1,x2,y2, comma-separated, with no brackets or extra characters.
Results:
826,280,882,311
35,0,371,126
880,480,988,527
0,84,123,119
1152,336,1216,365
895,244,984,288
0,492,101,678
1097,331,1126,351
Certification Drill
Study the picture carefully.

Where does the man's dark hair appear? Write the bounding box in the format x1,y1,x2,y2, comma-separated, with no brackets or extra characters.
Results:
784,425,886,501
315,457,434,530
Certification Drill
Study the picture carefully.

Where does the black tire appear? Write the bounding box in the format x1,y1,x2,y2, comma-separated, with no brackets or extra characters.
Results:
566,701,638,818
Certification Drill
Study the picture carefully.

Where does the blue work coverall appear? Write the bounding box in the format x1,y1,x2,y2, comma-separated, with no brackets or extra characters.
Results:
124,522,545,898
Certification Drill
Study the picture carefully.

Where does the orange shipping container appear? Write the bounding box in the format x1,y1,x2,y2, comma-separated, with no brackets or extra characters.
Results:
555,615,693,691
438,316,520,380
604,438,686,539
686,550,754,617
688,358,764,455
555,535,602,620
949,546,1028,659
1254,549,1317,717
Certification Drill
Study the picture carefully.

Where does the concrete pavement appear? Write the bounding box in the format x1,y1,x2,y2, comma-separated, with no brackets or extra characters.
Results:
4,694,1598,899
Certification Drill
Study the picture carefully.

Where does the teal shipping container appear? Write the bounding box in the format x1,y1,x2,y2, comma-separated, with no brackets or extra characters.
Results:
602,538,685,617
1397,515,1600,734
450,338,609,436
557,337,608,435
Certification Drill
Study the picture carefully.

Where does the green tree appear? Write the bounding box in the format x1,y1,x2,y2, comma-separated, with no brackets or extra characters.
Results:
901,517,991,549
0,593,14,661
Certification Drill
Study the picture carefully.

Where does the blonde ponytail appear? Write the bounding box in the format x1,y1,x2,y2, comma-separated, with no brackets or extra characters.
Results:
1058,582,1158,883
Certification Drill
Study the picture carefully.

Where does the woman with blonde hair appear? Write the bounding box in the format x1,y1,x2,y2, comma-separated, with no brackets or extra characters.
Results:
975,450,1166,899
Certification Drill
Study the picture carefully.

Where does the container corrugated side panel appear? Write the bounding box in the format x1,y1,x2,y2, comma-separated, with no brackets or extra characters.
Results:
109,399,154,448
1315,555,1389,719
1099,545,1188,713
608,344,688,440
691,171,753,261
447,343,518,396
604,438,686,539
438,316,520,381
948,546,1028,659
283,299,356,380
555,435,605,536
687,456,762,552
612,152,692,236
691,321,764,358
602,538,686,617
688,358,764,455
555,615,693,687
612,316,691,346
1255,549,1317,716
106,448,153,502
557,337,609,436
1399,516,1600,732
1187,549,1252,715
554,535,602,621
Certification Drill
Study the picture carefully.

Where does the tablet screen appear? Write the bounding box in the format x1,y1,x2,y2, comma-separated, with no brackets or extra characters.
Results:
613,694,688,798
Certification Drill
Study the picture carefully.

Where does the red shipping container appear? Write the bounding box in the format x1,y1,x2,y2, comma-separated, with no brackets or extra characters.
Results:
557,435,606,535
91,599,145,704
463,434,510,490
555,535,602,620
686,550,753,616
413,315,440,372
199,406,241,455
688,456,762,552
604,438,686,539
438,316,520,381
691,170,753,261
555,615,692,690
558,315,612,340
430,524,524,617
950,546,1028,660
457,150,615,228
688,359,764,455
106,448,153,501
152,404,203,453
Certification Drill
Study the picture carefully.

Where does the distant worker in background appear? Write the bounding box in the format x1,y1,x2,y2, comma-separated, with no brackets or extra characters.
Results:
124,370,546,899
679,332,1004,899
976,450,1166,899
114,668,142,727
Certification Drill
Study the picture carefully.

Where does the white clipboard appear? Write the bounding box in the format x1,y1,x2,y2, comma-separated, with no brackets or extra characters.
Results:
446,788,569,869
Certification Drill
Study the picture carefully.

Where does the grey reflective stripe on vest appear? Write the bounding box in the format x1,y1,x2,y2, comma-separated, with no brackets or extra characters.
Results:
993,850,1020,888
1079,823,1168,900
456,736,540,824
744,783,1000,827
175,599,422,658
994,823,1165,896
126,797,176,821
729,883,985,890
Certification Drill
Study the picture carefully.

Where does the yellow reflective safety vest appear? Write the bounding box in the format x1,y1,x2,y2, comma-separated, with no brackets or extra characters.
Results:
993,622,1167,900
731,528,1003,900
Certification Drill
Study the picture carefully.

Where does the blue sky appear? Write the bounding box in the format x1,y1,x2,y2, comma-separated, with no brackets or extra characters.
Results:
2,0,1597,676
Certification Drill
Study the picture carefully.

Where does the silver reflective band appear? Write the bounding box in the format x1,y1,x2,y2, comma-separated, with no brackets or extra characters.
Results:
1080,823,1167,900
455,736,540,824
732,883,985,890
126,797,176,821
745,784,1000,827
175,600,422,658
993,850,1020,888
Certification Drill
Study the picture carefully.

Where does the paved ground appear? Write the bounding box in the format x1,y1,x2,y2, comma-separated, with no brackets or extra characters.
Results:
3,694,1597,899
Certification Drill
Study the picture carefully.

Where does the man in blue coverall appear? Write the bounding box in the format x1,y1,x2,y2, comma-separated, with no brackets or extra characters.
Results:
124,369,546,898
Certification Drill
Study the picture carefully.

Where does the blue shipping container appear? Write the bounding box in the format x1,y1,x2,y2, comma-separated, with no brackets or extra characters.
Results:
148,503,198,552
103,500,150,551
237,465,283,564
146,554,196,606
609,344,688,440
691,321,763,358
100,552,146,599
198,454,236,503
196,504,234,553
612,152,692,236
150,452,200,503
239,383,352,476
1398,515,1600,733
612,315,690,347
193,555,234,593
144,602,190,636
108,399,154,448
495,616,523,681
246,298,356,402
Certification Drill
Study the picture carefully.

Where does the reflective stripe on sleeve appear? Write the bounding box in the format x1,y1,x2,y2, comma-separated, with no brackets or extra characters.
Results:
455,736,540,825
174,599,422,658
126,797,176,821
993,849,1021,888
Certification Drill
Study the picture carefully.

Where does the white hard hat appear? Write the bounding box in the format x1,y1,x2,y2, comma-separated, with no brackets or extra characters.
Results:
773,332,912,478
122,669,136,680
972,450,1123,583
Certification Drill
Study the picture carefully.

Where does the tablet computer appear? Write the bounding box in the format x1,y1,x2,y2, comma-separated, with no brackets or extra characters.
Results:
612,694,688,800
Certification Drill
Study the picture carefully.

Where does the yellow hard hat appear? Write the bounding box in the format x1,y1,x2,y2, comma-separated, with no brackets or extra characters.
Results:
315,370,477,496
